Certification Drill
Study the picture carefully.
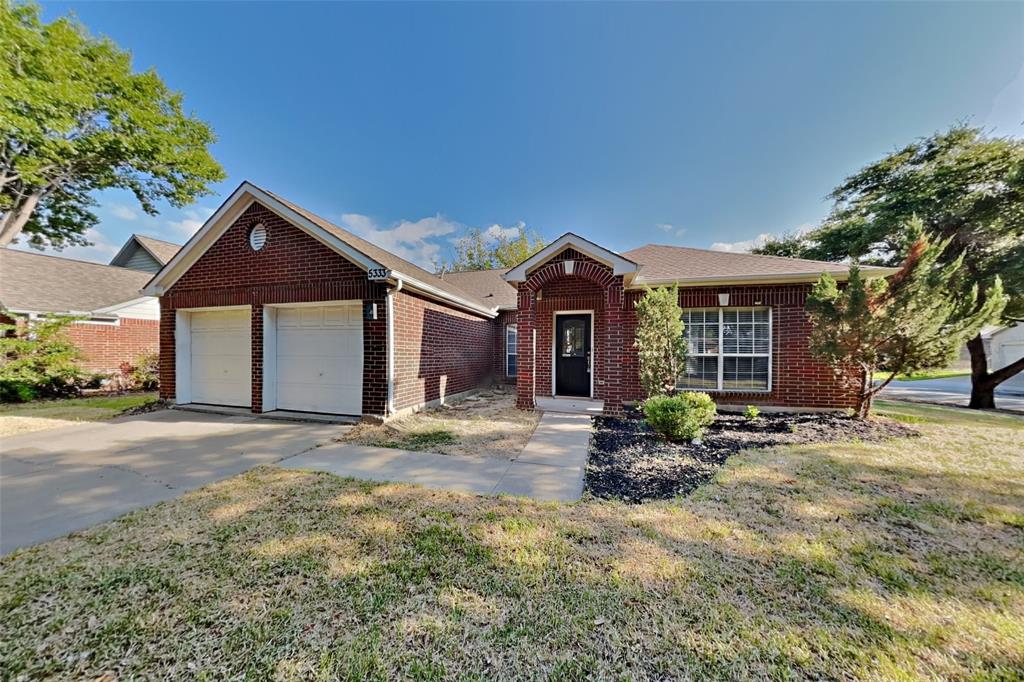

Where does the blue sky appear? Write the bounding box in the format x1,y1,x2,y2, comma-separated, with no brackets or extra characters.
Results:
29,1,1024,269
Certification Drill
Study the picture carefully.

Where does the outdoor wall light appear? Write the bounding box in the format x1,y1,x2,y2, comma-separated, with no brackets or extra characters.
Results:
718,292,730,306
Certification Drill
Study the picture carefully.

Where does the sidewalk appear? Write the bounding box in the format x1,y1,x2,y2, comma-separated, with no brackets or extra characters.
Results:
279,413,591,502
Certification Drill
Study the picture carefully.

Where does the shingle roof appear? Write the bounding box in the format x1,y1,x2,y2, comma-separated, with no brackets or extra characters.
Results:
261,187,494,310
439,268,517,309
624,244,872,283
0,249,152,313
133,235,181,265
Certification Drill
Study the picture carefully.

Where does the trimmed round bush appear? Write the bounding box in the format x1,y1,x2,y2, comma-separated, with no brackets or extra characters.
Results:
642,392,717,441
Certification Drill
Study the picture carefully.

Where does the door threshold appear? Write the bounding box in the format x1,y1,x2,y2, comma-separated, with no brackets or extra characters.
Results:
536,396,604,415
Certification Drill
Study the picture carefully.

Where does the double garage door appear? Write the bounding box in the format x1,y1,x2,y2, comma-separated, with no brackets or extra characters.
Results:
187,304,362,415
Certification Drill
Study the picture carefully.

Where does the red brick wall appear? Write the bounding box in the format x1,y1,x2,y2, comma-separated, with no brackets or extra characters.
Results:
65,318,159,374
618,284,859,409
392,290,494,410
493,310,518,384
159,202,388,416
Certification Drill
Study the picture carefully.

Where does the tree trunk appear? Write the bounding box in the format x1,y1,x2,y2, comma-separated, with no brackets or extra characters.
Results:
0,191,42,247
967,334,996,409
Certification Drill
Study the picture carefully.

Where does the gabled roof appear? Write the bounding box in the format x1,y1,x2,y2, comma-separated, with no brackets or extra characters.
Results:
503,233,639,282
624,244,896,285
132,235,181,265
144,182,497,317
439,268,517,309
0,249,152,314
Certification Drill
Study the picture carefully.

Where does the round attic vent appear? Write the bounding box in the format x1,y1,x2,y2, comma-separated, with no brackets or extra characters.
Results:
249,223,267,251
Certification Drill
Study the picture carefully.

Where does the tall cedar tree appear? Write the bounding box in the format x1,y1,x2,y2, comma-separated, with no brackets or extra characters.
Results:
0,1,225,249
755,126,1024,408
805,220,1006,418
634,285,688,398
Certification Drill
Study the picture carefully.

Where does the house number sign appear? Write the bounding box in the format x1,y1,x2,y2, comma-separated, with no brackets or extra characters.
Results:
367,268,390,281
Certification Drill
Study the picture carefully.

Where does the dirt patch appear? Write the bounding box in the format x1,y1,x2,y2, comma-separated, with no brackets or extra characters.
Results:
339,390,540,459
587,409,918,502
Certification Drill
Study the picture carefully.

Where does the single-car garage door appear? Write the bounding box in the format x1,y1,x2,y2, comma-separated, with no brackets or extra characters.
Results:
190,308,252,407
276,304,363,414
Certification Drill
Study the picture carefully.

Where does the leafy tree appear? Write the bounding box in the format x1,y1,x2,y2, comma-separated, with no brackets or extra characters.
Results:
634,285,688,397
805,222,1006,418
441,224,546,272
0,312,86,401
0,1,225,249
754,125,1024,408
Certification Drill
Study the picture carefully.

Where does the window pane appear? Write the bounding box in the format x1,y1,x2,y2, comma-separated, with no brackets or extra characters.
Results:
723,356,769,391
678,356,719,390
507,354,517,377
561,320,585,357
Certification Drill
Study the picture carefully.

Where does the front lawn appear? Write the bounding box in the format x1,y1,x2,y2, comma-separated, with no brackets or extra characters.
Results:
887,368,971,381
0,392,160,437
1,403,1021,679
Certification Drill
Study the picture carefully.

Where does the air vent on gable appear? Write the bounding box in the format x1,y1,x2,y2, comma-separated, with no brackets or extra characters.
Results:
249,223,267,251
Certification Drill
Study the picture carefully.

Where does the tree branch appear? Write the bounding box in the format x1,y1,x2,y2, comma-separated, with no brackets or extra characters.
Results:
988,355,1024,386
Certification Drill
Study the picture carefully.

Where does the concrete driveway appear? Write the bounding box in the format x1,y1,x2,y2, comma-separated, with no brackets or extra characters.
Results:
881,376,1024,413
1,409,344,555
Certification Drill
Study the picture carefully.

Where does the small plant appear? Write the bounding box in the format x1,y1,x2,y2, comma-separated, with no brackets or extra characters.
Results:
634,285,687,397
744,405,761,421
0,313,87,402
642,392,717,442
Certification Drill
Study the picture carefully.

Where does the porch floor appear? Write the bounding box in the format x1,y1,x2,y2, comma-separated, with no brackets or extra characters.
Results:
536,396,604,415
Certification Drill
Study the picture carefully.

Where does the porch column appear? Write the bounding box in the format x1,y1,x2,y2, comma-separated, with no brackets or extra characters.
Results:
516,285,536,410
603,277,626,416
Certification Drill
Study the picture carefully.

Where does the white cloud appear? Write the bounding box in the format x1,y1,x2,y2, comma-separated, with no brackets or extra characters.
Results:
167,207,216,237
341,213,461,270
656,223,687,238
481,222,523,243
13,227,121,264
109,204,138,221
710,233,775,253
656,223,674,233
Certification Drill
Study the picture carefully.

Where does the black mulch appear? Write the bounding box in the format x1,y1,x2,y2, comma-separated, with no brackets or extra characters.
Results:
586,409,918,503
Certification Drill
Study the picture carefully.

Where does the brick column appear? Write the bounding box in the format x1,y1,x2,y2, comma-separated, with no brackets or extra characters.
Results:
516,285,536,410
250,303,263,413
158,300,176,401
602,277,625,416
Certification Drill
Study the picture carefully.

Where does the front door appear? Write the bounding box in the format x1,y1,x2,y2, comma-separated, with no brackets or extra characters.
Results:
555,314,591,397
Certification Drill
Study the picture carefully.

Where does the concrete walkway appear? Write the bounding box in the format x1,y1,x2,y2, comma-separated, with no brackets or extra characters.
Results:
281,413,592,502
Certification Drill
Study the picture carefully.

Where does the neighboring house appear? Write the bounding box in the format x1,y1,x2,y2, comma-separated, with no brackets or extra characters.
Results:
109,234,182,273
0,234,181,373
144,181,894,420
987,324,1024,391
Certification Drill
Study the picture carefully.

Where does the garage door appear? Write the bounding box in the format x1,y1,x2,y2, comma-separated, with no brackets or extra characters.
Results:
276,304,363,414
190,308,251,407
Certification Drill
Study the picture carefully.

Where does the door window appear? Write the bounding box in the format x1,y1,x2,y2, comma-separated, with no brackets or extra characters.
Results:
561,319,586,357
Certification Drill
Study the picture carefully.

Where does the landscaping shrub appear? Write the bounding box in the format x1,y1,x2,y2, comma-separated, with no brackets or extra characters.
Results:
0,314,87,402
634,285,687,397
744,405,761,421
642,392,717,441
113,351,159,391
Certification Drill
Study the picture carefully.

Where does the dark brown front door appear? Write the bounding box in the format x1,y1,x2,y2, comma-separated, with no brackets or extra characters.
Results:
555,314,591,397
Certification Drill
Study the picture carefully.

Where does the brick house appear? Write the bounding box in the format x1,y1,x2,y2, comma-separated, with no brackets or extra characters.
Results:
144,181,893,420
0,243,178,374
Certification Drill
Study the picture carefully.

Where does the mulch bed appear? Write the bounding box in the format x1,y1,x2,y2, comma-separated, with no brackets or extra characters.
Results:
586,409,918,503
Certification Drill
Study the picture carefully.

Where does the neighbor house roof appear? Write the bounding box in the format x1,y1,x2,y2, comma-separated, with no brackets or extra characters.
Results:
0,248,152,314
439,268,517,309
131,235,181,265
623,244,895,286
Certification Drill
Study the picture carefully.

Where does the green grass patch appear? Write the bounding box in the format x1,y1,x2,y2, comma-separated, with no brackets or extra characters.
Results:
0,393,158,421
380,428,458,451
887,368,971,381
875,400,1024,429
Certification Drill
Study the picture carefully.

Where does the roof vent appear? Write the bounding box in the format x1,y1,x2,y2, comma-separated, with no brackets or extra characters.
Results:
249,223,267,251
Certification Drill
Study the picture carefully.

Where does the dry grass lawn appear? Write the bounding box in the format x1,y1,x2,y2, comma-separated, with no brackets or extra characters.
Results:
341,391,539,459
0,393,159,437
1,401,1022,679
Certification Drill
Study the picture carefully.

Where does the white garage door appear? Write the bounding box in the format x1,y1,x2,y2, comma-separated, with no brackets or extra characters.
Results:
190,308,251,407
276,304,363,414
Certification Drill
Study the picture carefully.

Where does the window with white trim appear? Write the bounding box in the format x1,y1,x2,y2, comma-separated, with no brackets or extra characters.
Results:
506,324,518,377
678,308,771,392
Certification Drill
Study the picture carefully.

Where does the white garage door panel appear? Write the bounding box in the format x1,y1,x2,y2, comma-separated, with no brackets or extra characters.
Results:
276,304,362,414
190,309,251,407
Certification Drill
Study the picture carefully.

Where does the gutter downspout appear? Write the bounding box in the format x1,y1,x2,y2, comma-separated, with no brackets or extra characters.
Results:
386,278,402,418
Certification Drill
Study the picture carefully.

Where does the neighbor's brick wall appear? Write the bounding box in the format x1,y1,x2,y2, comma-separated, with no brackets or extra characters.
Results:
159,201,388,416
493,310,518,384
392,290,494,411
64,318,159,374
617,284,860,409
